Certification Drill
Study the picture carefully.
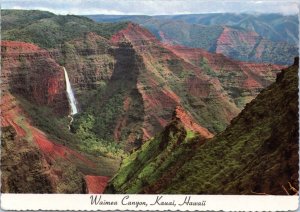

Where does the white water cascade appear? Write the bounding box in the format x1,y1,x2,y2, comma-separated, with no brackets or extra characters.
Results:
63,67,78,115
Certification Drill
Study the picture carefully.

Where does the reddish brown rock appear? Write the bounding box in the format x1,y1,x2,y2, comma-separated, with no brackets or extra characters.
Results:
85,175,110,194
1,93,87,193
173,106,213,139
1,41,69,115
109,23,283,142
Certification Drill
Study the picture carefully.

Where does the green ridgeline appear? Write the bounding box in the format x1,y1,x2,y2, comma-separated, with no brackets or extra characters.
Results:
2,9,128,49
107,59,298,194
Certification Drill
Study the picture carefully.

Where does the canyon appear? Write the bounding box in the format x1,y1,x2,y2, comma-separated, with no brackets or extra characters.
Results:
88,13,298,65
1,10,297,194
107,58,299,194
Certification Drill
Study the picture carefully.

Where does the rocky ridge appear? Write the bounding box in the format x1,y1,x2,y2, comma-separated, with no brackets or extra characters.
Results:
107,58,299,194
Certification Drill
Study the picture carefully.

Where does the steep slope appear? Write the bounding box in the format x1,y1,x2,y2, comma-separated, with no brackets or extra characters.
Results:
71,39,146,151
144,23,297,65
1,41,121,193
107,58,298,194
216,26,297,65
110,23,239,137
2,10,129,156
69,23,284,150
1,10,285,149
1,41,69,115
1,94,85,193
88,15,298,65
4,11,284,151
108,23,283,137
105,106,213,194
2,10,285,148
164,44,285,108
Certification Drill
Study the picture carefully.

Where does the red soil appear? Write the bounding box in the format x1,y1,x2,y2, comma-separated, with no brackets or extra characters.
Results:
1,93,96,168
110,23,283,143
85,175,110,194
2,41,41,53
164,43,284,90
1,95,26,137
174,106,214,139
142,127,151,140
216,27,259,54
32,127,96,167
111,23,158,46
8,120,26,137
47,76,61,103
1,40,69,115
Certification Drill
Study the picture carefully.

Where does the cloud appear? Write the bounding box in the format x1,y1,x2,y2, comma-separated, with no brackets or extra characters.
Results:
2,0,299,15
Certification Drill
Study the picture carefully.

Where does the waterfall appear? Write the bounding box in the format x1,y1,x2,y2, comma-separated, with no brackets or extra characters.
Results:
63,67,78,115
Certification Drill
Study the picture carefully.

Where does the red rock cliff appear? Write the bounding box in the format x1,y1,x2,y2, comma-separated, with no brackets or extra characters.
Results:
1,41,69,115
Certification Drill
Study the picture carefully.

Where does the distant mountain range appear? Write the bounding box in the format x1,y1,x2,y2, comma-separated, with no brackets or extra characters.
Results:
87,13,299,45
87,13,299,65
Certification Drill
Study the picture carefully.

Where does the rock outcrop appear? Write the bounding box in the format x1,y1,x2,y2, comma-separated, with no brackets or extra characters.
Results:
107,23,284,141
1,93,87,193
1,41,69,115
106,105,212,194
108,59,298,194
215,26,298,65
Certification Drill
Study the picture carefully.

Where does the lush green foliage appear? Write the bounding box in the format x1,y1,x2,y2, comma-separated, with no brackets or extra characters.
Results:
106,119,200,193
108,63,299,194
16,95,77,145
164,65,298,194
16,95,125,159
72,113,126,158
2,9,128,49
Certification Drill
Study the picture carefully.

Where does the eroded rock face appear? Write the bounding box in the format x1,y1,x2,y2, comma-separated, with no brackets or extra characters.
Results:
215,26,297,65
108,23,284,141
108,60,298,195
2,25,284,150
53,32,115,91
163,44,285,107
0,93,86,193
173,106,213,139
1,126,53,193
1,41,69,115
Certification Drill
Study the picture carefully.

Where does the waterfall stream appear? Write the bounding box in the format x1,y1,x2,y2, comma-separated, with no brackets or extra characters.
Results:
63,67,78,115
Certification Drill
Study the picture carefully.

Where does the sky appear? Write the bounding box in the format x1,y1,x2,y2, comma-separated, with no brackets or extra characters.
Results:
2,0,299,16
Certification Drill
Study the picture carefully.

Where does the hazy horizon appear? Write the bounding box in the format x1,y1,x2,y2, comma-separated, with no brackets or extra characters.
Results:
2,0,299,16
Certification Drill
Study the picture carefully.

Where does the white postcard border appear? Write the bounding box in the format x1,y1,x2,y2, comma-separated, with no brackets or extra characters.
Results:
1,194,299,211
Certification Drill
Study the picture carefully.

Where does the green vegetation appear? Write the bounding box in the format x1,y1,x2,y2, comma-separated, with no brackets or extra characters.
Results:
199,57,218,77
71,42,145,149
146,20,223,51
72,113,126,158
106,119,201,193
165,65,298,194
16,95,76,146
1,126,85,193
1,126,53,193
2,9,128,49
143,48,238,134
108,62,299,194
16,95,125,159
52,158,86,193
1,10,55,30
